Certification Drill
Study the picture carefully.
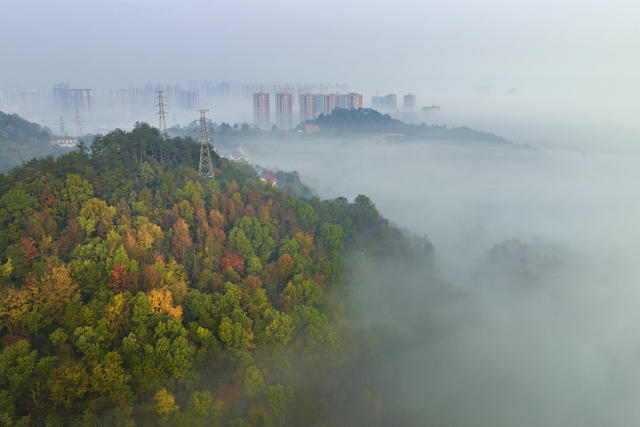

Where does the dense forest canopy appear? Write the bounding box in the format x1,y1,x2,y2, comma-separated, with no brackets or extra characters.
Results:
0,111,52,142
300,108,510,143
0,111,72,173
0,122,430,426
165,108,509,146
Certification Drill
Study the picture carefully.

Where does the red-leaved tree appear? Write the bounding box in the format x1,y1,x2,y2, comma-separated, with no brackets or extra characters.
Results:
108,264,129,293
220,253,244,274
19,238,39,262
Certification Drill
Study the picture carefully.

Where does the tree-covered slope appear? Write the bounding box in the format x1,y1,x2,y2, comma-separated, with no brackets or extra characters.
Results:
0,122,429,426
0,111,72,173
301,108,510,143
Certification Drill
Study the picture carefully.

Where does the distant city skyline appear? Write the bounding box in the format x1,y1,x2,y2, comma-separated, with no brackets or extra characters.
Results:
2,0,638,148
0,79,431,134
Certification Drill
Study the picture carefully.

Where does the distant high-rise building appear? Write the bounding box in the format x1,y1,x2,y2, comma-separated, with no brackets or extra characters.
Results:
372,95,385,109
336,93,362,110
346,92,363,109
52,85,94,114
299,93,317,122
383,94,397,109
315,94,325,117
69,89,94,114
204,82,231,97
275,93,293,129
372,93,396,110
179,90,199,110
52,83,70,107
18,89,39,108
110,89,144,109
109,89,124,107
323,93,339,115
143,84,155,106
253,92,270,127
403,94,416,109
162,84,182,106
337,94,348,109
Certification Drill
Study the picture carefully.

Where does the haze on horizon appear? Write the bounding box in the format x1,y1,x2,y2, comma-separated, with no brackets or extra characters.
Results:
1,0,639,148
2,1,640,425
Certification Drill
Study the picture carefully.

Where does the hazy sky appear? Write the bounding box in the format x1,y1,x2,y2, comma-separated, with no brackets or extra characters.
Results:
2,0,639,144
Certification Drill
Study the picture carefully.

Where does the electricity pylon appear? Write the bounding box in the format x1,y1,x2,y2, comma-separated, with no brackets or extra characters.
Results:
156,90,168,138
196,109,215,179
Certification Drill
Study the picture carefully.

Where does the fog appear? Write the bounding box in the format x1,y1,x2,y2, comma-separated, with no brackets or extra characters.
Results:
4,0,640,423
2,0,640,147
233,137,639,259
226,135,640,426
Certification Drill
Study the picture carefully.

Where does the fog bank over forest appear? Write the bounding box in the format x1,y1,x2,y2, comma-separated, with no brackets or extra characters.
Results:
234,135,640,426
235,137,639,262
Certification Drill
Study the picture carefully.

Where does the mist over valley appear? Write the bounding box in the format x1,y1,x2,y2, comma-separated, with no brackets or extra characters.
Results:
2,0,640,424
228,131,640,426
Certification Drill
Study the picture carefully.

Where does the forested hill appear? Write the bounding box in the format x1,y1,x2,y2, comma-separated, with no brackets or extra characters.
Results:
0,111,72,173
0,111,52,142
0,122,430,425
301,108,510,143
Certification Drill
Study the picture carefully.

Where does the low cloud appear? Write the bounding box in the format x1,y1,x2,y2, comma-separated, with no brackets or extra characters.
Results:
234,134,640,426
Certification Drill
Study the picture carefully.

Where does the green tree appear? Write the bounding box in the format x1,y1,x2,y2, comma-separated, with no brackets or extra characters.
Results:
78,198,116,236
46,360,89,408
318,223,343,252
154,388,178,425
243,366,265,399
230,217,274,261
89,351,133,409
228,228,253,260
178,390,227,427
0,189,37,254
0,340,53,422
56,174,93,218
265,384,294,426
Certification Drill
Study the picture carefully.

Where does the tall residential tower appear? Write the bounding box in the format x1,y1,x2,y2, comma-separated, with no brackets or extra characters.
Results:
253,92,270,127
299,93,317,122
275,93,293,129
403,93,416,109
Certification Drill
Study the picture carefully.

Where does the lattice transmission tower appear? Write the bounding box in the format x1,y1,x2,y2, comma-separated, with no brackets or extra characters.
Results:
156,90,168,138
196,109,215,179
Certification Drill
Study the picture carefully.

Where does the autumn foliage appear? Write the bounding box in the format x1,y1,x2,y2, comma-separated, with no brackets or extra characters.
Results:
171,218,192,260
148,288,183,320
220,253,245,273
108,263,130,293
0,123,407,426
18,238,39,262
